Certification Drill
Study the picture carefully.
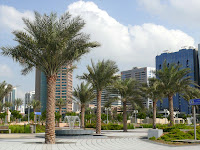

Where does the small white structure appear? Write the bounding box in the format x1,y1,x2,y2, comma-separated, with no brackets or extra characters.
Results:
148,129,163,139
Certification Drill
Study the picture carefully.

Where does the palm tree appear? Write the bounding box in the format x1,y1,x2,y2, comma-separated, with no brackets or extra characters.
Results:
156,61,197,126
181,86,200,116
0,101,3,113
14,98,23,111
143,78,164,129
111,79,143,132
30,99,41,123
73,82,95,128
1,12,100,144
55,98,66,125
0,81,12,102
78,60,119,134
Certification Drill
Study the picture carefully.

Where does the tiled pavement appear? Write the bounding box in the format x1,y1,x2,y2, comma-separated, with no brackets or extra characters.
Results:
0,129,199,150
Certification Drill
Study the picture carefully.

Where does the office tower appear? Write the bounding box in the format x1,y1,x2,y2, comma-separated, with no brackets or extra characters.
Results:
90,74,122,107
3,87,17,110
25,91,35,108
91,89,122,107
121,67,155,108
156,47,199,114
35,64,73,114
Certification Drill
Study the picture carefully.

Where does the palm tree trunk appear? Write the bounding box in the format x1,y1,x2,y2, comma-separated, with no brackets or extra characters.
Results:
45,75,57,144
168,94,174,126
59,108,62,127
153,100,157,129
16,106,18,111
96,90,102,134
123,100,127,132
81,104,85,128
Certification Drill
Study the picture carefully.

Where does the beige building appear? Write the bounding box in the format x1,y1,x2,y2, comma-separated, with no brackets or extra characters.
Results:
35,64,73,114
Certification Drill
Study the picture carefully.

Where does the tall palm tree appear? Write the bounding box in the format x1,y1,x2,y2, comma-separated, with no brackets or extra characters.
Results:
143,78,164,129
30,99,41,123
55,98,66,125
0,81,12,102
79,60,119,134
1,12,100,144
73,82,95,128
0,101,3,113
111,79,143,132
14,98,23,111
156,61,197,126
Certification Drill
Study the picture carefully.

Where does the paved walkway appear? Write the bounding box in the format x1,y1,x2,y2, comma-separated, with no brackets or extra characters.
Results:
0,129,199,150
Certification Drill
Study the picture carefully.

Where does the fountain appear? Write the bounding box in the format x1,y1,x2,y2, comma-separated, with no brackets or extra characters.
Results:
64,116,80,129
55,116,94,136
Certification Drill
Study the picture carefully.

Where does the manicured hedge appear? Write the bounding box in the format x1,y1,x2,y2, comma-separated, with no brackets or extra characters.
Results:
0,125,45,133
85,123,134,130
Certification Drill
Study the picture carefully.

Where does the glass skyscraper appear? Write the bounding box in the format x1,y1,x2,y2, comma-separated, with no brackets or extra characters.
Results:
156,48,199,114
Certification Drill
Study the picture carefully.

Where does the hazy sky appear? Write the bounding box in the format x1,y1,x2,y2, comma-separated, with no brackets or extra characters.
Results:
0,0,200,99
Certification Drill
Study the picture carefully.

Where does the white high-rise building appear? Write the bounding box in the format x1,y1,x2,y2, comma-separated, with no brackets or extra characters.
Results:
25,91,35,108
121,67,155,108
3,87,17,110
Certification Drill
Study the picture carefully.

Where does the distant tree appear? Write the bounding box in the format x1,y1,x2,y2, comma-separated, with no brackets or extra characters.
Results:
156,61,199,126
11,110,22,123
55,98,66,125
14,98,23,111
0,112,7,124
0,81,12,102
73,82,95,128
78,60,119,134
30,99,41,122
108,79,143,132
142,78,164,129
55,112,62,127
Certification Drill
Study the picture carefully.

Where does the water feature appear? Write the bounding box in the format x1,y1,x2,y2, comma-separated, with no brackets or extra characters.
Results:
64,116,80,129
55,115,93,136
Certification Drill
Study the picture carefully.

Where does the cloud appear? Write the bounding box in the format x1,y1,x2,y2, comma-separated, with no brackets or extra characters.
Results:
137,0,200,27
68,1,194,69
0,5,34,32
0,64,13,77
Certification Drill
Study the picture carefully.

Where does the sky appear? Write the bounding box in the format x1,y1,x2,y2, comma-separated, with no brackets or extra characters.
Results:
0,0,200,99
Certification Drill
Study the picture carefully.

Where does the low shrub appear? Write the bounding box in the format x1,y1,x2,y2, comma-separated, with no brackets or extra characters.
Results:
160,128,200,141
7,124,45,133
85,123,133,130
149,136,156,140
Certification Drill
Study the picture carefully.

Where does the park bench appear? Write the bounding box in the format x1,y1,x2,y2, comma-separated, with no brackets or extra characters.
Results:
0,126,11,134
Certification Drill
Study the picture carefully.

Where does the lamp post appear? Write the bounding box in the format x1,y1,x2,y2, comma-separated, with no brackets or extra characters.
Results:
164,109,168,124
133,110,138,123
105,107,111,124
28,105,30,124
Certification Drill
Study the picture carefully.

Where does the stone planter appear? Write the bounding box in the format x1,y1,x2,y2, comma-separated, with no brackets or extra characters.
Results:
148,129,163,139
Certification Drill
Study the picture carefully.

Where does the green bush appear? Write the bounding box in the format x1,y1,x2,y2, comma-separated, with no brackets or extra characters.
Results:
36,124,45,133
8,124,45,133
149,136,156,140
127,124,134,129
160,127,200,141
85,123,134,130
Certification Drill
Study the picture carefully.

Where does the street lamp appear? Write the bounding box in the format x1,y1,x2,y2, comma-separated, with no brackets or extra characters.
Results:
105,107,111,124
164,109,168,124
133,110,138,123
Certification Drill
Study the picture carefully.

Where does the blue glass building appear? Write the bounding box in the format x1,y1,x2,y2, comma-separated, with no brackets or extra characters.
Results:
156,48,199,114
